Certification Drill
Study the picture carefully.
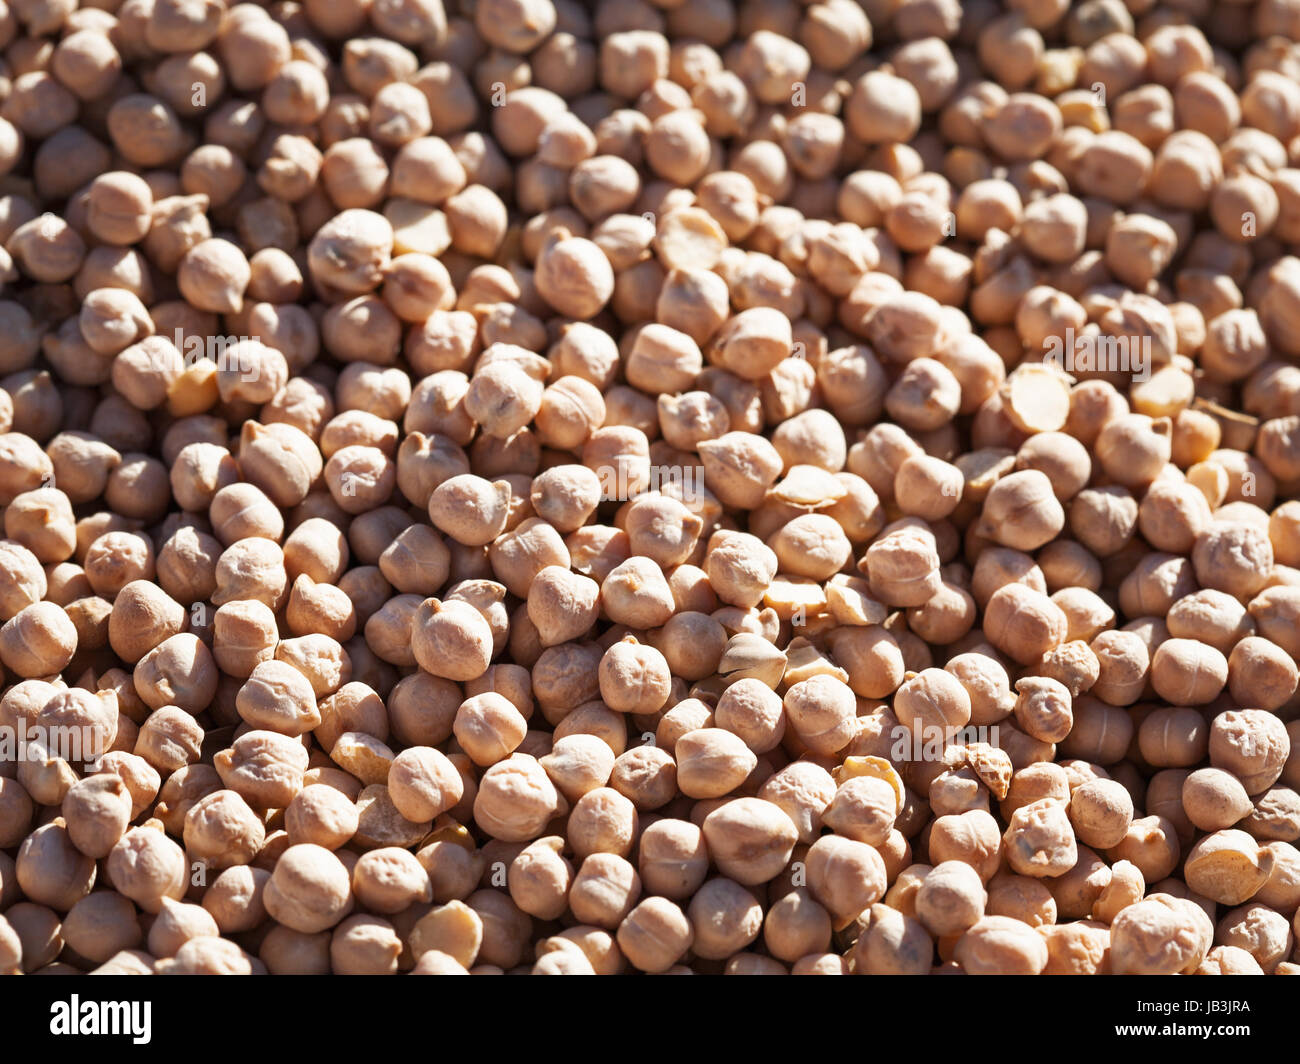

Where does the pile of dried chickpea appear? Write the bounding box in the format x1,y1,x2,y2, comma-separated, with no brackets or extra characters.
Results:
1,0,1300,978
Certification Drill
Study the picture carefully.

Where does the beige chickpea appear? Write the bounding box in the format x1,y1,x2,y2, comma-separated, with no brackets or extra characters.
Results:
805,834,888,926
954,915,1049,975
4,487,74,564
1182,768,1253,833
978,470,1065,551
616,895,691,974
263,844,353,934
1184,830,1274,906
598,637,671,715
409,598,493,682
0,600,77,678
1216,903,1292,973
983,584,1067,665
702,797,799,888
850,900,931,975
1068,778,1134,849
453,692,527,768
62,774,133,860
182,787,266,875
568,786,638,861
782,675,858,756
508,837,572,921
212,599,278,678
885,358,961,432
285,785,360,852
214,730,309,810
428,474,512,547
474,754,560,843
1011,676,1073,745
1002,798,1078,878
539,734,616,803
915,860,988,938
86,171,153,247
752,762,834,847
2,0,1296,976
1210,710,1290,796
525,567,599,647
713,678,784,756
351,848,432,916
675,728,756,800
764,885,833,964
1108,815,1182,884
697,432,783,511
1148,638,1227,705
636,818,708,903
386,746,463,825
104,827,187,915
929,809,1004,883
1228,636,1298,711
134,632,218,715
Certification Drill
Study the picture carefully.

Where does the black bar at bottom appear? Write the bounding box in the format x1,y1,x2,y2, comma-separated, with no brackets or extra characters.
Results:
0,973,1289,1053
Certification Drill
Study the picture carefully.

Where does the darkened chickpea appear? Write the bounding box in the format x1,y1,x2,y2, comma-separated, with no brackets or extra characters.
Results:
59,891,143,968
100,453,168,524
85,171,154,248
1137,704,1210,770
